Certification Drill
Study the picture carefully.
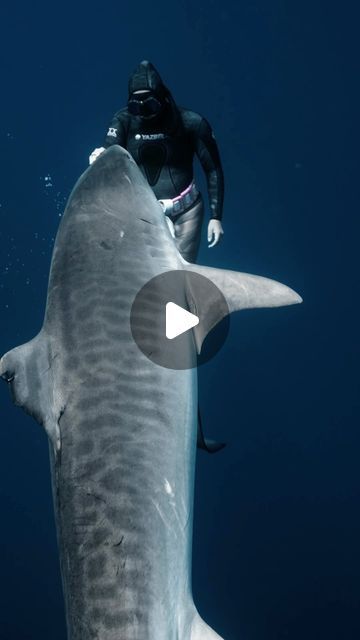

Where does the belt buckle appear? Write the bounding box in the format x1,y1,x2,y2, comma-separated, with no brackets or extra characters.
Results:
160,183,197,217
159,199,174,215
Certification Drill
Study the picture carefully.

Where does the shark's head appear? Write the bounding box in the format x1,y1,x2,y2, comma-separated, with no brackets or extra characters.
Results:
68,146,168,232
52,145,182,302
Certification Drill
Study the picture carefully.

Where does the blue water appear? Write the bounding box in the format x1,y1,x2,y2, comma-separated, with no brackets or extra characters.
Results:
0,1,359,638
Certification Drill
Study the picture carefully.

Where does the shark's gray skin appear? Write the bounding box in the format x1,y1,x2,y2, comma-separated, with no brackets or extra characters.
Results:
0,146,301,640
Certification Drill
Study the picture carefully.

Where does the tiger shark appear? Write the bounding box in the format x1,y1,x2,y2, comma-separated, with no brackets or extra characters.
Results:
0,145,301,639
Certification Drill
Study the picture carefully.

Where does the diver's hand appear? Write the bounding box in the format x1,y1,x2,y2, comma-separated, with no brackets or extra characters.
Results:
89,147,106,165
207,219,224,248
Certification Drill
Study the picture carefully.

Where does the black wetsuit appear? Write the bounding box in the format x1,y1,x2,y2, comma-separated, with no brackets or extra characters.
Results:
102,61,224,261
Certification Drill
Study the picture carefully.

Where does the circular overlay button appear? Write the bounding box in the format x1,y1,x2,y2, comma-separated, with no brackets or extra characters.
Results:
130,270,229,370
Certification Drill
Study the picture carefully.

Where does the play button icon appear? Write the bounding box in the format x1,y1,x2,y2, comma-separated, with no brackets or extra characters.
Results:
130,270,229,370
166,302,199,339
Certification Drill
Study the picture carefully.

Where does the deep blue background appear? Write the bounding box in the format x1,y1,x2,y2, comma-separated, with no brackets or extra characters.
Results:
0,1,359,638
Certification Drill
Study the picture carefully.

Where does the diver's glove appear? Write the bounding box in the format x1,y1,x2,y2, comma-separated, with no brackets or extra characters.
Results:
89,147,106,165
207,219,224,248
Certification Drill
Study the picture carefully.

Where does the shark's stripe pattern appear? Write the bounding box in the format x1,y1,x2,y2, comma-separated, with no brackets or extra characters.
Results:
46,156,196,638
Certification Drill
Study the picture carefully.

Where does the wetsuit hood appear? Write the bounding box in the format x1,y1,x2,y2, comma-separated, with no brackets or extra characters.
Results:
127,60,180,128
128,60,167,98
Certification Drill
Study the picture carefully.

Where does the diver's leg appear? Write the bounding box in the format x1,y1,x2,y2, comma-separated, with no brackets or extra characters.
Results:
172,196,204,263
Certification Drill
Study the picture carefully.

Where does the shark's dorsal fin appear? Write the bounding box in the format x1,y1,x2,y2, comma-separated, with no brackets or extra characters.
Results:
185,264,302,353
0,331,63,452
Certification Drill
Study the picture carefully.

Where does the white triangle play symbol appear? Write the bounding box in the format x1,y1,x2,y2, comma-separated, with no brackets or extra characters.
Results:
166,302,199,340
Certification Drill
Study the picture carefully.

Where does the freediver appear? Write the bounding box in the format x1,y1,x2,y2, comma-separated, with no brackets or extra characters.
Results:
89,60,224,263
89,61,226,453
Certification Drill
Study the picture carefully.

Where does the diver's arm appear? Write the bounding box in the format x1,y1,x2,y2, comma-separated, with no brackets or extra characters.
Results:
194,117,224,222
103,112,127,148
193,117,224,247
89,112,127,165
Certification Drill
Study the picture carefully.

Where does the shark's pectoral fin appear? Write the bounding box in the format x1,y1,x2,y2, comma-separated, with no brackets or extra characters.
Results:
186,264,302,353
197,408,226,454
0,332,63,452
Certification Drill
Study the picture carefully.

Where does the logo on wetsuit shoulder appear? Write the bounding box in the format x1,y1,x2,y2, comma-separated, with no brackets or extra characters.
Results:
107,128,117,137
135,133,166,141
